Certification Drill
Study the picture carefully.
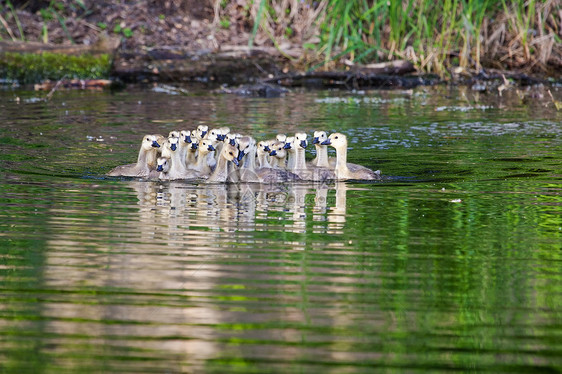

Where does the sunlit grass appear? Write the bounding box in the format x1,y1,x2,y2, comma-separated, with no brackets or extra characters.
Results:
248,0,560,76
0,52,111,84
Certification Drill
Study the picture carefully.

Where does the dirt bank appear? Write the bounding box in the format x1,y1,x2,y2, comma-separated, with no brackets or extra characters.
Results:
1,1,560,89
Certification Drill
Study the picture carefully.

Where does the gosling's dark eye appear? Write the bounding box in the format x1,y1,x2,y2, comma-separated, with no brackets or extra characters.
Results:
335,136,338,139
146,138,150,141
229,152,233,155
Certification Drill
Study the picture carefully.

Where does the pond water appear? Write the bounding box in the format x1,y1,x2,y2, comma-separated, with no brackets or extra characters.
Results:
0,85,561,373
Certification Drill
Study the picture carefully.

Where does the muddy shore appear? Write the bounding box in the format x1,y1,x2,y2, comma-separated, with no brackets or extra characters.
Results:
0,1,560,92
1,37,558,95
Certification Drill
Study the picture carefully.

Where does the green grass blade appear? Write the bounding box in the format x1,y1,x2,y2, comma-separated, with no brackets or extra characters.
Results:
6,1,25,41
248,0,266,48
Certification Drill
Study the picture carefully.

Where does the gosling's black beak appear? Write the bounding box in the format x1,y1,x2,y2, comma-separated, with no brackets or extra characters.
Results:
237,150,245,161
283,143,291,149
269,150,277,156
264,145,271,152
218,134,226,141
208,144,215,152
170,143,177,151
185,135,192,144
312,137,320,144
300,140,307,149
232,158,239,167
152,141,160,148
156,165,163,172
321,139,331,145
229,139,236,146
201,130,207,138
191,143,198,150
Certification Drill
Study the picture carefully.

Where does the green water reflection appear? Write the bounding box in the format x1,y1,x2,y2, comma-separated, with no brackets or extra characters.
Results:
0,86,560,373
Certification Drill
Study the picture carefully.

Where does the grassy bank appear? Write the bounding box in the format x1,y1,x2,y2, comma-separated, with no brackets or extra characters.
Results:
0,0,560,81
245,0,561,76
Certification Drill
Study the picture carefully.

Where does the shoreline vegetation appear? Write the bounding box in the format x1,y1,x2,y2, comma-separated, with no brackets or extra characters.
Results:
0,0,560,87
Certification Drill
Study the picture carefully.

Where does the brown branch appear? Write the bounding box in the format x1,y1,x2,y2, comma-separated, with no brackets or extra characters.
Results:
0,13,16,41
45,78,65,101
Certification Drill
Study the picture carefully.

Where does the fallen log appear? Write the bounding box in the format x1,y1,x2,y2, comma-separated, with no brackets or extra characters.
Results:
262,71,440,89
0,36,121,56
348,60,416,75
112,46,285,84
34,79,113,91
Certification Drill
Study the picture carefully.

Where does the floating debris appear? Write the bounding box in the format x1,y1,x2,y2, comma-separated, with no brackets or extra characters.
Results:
23,97,43,103
435,105,492,112
152,84,189,95
314,96,408,104
152,119,184,123
548,90,561,110
87,135,105,142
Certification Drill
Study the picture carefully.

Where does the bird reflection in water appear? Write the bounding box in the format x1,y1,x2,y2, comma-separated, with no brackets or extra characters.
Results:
127,181,350,241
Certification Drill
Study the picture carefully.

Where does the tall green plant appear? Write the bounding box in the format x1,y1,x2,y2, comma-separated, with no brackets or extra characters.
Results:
318,0,388,66
248,0,266,48
244,0,549,75
6,0,25,41
501,0,536,59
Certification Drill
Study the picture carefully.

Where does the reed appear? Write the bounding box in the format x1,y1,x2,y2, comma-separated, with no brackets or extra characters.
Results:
4,1,25,41
0,0,559,77
244,0,561,76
